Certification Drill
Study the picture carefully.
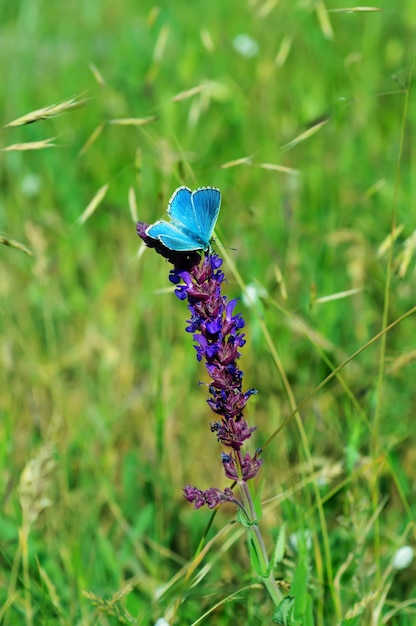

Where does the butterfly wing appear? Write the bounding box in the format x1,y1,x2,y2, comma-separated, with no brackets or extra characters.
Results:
166,187,193,226
191,187,221,242
146,185,221,252
168,186,221,249
145,220,204,251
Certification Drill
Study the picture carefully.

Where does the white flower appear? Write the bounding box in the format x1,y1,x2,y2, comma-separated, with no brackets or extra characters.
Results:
21,173,41,197
392,545,414,570
242,283,268,308
233,34,259,58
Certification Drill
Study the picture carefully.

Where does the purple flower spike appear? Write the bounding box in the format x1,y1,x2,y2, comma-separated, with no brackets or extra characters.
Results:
138,216,261,511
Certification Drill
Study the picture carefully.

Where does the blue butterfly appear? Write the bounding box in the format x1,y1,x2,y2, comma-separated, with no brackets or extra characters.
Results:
145,186,221,252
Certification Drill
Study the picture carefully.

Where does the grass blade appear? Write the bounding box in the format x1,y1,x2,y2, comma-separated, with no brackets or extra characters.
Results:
78,184,109,224
281,118,330,152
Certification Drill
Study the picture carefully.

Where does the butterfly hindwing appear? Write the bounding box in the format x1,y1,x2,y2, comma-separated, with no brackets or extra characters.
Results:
145,220,203,251
146,185,221,252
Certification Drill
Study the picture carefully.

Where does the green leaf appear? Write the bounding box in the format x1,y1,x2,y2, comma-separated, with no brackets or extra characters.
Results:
303,593,315,626
237,507,251,528
273,591,315,626
290,554,309,622
271,522,287,570
273,595,295,624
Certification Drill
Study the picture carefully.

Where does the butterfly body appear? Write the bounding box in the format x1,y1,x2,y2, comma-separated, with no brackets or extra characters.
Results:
145,186,221,252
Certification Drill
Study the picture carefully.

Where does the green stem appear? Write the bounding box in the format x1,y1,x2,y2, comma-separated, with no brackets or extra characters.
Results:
238,479,283,606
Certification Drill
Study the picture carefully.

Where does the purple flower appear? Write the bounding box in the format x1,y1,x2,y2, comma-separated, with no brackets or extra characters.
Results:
212,413,257,449
138,220,262,510
222,451,264,481
183,485,237,510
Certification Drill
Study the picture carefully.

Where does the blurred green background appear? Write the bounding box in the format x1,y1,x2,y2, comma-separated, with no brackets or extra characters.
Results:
1,1,416,624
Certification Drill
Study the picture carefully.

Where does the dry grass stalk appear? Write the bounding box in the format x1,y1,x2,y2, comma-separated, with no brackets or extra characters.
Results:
2,138,56,151
108,115,157,126
18,444,56,527
0,235,33,256
4,96,88,128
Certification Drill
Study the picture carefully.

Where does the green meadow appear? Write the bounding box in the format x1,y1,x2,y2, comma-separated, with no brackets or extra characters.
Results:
1,1,416,624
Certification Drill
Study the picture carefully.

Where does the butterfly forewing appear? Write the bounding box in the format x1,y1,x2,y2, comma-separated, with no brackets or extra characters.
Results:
167,187,196,228
192,187,221,242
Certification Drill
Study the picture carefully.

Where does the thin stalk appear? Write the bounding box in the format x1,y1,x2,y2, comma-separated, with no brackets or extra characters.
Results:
238,479,283,606
19,523,33,626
